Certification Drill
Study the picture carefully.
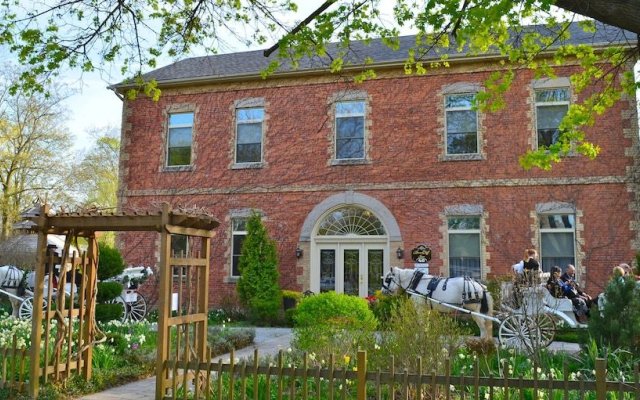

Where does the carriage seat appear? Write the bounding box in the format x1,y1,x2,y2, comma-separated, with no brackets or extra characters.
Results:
540,286,574,312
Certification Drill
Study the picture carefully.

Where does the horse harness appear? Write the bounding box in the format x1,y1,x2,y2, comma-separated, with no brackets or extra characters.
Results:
0,266,24,289
408,270,482,307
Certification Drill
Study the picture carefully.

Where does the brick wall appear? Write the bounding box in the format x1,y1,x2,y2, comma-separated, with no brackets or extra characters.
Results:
118,62,639,307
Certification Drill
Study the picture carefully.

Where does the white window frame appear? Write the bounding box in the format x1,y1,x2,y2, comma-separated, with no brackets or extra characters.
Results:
447,216,482,279
535,87,570,149
231,218,248,277
444,93,478,156
334,100,366,161
235,107,264,164
539,213,576,273
167,112,194,167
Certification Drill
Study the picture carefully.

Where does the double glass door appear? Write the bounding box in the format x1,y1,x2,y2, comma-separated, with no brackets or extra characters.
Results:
317,243,385,297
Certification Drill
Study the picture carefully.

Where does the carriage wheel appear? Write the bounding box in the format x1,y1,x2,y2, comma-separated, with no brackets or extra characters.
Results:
18,296,47,320
127,293,147,321
498,314,538,351
107,295,128,322
534,313,556,347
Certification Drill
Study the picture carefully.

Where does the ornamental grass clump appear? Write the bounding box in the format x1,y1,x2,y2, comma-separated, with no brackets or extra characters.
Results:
369,296,468,373
293,291,376,367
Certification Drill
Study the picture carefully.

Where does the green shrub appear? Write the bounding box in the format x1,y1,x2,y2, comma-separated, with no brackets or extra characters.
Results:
236,212,281,324
96,282,123,303
588,276,640,355
293,292,377,364
95,303,124,323
369,292,406,329
207,326,256,356
97,243,125,281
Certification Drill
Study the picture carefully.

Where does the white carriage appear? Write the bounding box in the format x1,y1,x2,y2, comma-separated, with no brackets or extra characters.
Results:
103,266,153,322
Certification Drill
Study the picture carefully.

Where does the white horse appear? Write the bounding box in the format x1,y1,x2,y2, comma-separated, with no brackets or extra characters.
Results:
382,266,494,339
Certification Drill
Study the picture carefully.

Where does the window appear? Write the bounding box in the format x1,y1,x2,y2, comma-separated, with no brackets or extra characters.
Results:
231,218,248,277
170,234,188,277
335,101,365,160
445,94,478,155
167,112,194,166
535,88,569,148
448,217,481,279
236,107,264,163
170,234,189,257
539,214,575,272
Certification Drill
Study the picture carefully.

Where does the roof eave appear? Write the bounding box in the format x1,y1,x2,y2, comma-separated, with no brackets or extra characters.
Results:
110,41,636,92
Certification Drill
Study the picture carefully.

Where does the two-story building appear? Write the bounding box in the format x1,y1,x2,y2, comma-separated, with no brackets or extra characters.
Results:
112,22,639,307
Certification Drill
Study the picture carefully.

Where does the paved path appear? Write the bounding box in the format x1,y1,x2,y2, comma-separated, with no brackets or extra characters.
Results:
77,328,580,400
77,327,293,400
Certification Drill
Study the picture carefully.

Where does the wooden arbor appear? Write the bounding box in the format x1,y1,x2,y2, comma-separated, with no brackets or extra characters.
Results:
27,203,218,399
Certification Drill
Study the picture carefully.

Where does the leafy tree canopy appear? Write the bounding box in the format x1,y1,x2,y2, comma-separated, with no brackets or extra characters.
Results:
1,1,638,169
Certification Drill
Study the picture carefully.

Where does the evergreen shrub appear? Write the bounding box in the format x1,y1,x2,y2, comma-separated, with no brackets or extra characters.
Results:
236,212,281,324
96,282,124,303
97,243,125,282
588,276,640,355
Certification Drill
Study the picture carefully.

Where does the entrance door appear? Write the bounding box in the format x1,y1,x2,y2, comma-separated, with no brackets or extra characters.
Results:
317,243,385,297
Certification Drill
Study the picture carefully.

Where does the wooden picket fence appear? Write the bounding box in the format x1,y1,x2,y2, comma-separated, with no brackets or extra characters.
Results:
163,348,640,400
0,334,29,396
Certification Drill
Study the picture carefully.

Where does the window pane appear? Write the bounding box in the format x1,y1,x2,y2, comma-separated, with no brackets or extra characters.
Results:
237,108,264,121
448,217,480,230
336,117,364,139
169,113,194,126
449,233,480,256
237,123,262,144
171,235,188,256
168,127,193,147
336,138,364,159
446,94,474,108
541,232,574,257
236,143,262,163
537,105,567,129
449,232,481,278
536,88,569,103
233,219,247,231
447,110,477,134
540,214,574,229
232,234,246,276
368,250,384,296
168,147,191,166
447,132,478,154
343,249,359,296
336,101,365,115
320,249,336,292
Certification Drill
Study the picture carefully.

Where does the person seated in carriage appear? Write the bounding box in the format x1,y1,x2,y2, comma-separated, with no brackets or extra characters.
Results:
547,266,589,323
560,264,594,307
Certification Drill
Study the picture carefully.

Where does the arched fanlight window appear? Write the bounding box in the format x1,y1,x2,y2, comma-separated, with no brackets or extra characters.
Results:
317,206,386,236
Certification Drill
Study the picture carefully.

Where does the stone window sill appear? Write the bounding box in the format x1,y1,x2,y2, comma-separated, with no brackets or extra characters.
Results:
442,154,484,162
331,159,370,166
163,165,194,172
232,162,265,170
224,276,240,284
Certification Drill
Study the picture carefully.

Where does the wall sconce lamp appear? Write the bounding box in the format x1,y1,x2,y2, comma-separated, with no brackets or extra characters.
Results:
296,246,304,259
396,247,404,259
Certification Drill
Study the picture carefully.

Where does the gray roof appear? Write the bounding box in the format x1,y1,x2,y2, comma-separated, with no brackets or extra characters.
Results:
121,21,636,87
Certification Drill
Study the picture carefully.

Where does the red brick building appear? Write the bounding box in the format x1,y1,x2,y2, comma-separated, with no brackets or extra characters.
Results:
113,23,639,306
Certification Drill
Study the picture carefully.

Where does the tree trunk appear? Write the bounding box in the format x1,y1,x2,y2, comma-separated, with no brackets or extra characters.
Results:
555,0,640,35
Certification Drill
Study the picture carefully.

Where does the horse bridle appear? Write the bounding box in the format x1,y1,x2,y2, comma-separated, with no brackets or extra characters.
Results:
381,270,403,294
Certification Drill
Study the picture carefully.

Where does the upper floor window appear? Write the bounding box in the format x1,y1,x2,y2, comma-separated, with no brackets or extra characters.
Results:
539,213,575,272
236,107,264,164
231,218,248,277
445,94,478,155
448,216,481,279
167,112,194,167
535,88,569,148
335,101,365,160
